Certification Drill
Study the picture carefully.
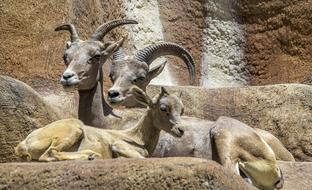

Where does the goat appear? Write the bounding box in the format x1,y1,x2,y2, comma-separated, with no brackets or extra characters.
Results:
107,44,293,190
107,42,196,107
55,19,138,128
15,87,184,161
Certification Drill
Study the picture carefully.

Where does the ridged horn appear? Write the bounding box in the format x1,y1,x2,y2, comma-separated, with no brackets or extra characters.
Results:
113,48,126,61
90,19,138,41
134,42,196,85
55,24,79,42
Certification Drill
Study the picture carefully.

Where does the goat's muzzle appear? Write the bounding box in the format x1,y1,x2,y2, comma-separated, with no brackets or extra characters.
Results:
60,71,80,87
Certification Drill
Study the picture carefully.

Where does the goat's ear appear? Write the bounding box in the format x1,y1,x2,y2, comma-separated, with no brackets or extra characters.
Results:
131,86,152,107
101,37,126,56
147,60,167,80
160,86,169,96
155,87,169,103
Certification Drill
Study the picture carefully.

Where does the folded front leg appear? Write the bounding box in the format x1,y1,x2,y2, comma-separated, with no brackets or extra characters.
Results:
50,149,102,161
111,141,148,158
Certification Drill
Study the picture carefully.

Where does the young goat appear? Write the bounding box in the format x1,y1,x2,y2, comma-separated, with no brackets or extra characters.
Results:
15,87,184,161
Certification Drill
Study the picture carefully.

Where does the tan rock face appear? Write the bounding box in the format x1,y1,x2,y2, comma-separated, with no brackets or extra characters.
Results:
0,76,59,163
147,84,312,161
0,0,125,89
242,0,312,85
0,158,255,190
278,161,312,190
1,0,311,88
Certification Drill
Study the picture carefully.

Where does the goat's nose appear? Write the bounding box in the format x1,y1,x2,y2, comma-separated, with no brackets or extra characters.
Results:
108,90,120,98
62,71,75,80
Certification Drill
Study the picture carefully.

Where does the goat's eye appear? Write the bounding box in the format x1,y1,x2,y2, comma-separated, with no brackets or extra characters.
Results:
63,54,68,63
132,76,145,84
87,58,93,64
93,54,101,60
132,78,137,84
138,76,145,81
160,104,167,112
109,74,114,82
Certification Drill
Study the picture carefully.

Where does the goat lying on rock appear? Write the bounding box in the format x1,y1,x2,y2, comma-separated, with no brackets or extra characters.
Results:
107,45,293,190
15,87,184,161
55,22,291,190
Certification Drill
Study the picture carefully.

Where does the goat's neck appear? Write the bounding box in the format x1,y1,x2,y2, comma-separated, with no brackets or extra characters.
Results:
125,110,160,155
78,70,115,128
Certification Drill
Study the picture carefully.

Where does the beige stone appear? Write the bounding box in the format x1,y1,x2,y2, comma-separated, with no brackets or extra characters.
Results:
0,158,255,190
0,75,59,163
278,161,312,190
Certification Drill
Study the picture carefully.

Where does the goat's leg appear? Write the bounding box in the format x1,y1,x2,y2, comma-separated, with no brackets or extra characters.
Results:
38,128,83,162
210,125,239,174
50,149,102,161
111,141,148,158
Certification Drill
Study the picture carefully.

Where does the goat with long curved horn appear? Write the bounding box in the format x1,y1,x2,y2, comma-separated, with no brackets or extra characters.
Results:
55,24,80,43
108,42,196,107
55,19,138,127
113,48,126,61
134,42,196,85
90,19,138,41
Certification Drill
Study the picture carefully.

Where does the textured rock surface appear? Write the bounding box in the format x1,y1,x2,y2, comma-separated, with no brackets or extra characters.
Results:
278,161,312,190
0,76,59,163
147,84,312,161
242,0,312,85
0,158,255,190
201,0,249,87
1,0,312,87
0,0,125,88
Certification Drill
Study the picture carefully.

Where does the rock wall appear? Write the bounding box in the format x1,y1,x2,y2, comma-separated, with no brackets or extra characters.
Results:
1,0,311,88
242,0,312,85
201,0,248,87
0,76,60,163
0,0,125,90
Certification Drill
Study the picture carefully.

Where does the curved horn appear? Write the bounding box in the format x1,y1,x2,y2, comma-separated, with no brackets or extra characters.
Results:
134,42,196,85
55,24,79,42
113,48,126,61
90,19,138,41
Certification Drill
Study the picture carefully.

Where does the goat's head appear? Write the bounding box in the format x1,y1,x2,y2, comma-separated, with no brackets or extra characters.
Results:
55,19,137,90
239,160,284,190
131,86,185,138
107,42,196,106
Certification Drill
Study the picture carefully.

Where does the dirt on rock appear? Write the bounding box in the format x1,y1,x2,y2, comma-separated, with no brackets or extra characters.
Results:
0,158,255,190
278,161,312,190
0,0,126,91
242,0,312,85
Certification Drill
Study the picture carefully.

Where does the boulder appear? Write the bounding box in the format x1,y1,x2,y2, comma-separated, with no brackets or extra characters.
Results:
278,161,312,190
0,75,59,163
0,158,255,190
147,84,312,161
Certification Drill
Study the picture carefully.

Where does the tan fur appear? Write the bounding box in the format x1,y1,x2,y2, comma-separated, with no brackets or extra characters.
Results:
210,117,284,190
15,87,184,161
